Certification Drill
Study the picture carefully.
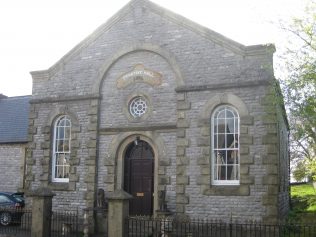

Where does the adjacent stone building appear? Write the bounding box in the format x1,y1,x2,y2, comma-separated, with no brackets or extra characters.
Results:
25,0,290,223
0,95,30,192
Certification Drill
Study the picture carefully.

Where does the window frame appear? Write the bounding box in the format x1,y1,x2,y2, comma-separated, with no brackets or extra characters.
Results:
211,105,240,185
52,115,71,183
128,96,149,118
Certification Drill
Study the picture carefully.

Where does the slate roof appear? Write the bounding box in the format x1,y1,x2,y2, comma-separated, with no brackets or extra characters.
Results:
0,95,31,143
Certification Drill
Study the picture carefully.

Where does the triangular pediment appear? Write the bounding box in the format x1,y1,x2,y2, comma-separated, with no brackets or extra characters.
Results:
31,0,275,77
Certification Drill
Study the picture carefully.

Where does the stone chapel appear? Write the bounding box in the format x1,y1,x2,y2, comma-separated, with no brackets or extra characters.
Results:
26,0,290,223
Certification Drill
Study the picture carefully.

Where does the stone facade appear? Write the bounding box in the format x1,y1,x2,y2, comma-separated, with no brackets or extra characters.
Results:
26,0,289,224
0,144,26,192
0,95,30,193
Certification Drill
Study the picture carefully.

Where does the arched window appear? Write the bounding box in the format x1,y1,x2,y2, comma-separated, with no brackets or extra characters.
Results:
211,105,240,185
52,115,71,182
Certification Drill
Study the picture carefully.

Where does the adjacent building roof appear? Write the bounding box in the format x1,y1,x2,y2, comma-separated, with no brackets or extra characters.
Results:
0,95,31,143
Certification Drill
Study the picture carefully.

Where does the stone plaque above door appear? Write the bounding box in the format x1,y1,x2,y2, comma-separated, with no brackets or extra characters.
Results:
117,64,162,89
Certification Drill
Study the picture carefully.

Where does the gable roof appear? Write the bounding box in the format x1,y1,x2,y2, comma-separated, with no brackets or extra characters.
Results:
30,0,275,78
0,95,31,144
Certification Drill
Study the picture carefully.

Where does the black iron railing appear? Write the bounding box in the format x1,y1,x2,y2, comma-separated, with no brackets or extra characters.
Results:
51,209,80,237
125,216,316,237
0,208,32,237
0,208,81,237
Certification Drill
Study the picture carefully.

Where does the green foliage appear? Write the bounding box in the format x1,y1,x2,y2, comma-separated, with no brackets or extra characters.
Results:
292,159,316,182
268,184,316,236
279,1,316,181
307,160,316,181
291,183,316,197
291,184,316,213
292,160,308,182
288,183,316,234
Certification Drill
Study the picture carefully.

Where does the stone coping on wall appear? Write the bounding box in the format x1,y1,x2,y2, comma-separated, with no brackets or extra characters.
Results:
175,80,271,93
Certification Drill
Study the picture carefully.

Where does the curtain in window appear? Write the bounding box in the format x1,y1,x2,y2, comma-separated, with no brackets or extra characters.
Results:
52,115,71,182
212,106,239,184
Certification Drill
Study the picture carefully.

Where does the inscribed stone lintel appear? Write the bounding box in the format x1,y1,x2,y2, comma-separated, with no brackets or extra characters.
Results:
116,64,163,89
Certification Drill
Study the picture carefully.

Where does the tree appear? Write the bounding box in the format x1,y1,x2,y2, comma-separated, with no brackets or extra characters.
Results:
292,160,308,182
279,1,316,181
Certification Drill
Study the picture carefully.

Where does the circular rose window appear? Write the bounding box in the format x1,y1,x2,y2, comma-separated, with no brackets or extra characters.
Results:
129,96,148,118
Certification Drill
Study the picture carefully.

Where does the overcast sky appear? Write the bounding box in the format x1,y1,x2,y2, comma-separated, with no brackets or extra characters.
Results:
0,0,305,96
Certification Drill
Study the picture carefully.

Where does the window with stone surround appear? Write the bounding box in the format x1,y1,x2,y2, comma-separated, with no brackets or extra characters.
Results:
211,105,240,185
129,96,148,118
52,115,71,182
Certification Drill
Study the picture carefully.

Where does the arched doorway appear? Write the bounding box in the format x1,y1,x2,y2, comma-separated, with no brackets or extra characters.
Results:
124,139,154,215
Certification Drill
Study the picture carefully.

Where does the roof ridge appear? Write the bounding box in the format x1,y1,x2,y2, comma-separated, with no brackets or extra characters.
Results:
0,95,31,100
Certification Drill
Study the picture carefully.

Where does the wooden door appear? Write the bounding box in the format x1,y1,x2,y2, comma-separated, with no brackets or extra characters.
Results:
124,140,154,215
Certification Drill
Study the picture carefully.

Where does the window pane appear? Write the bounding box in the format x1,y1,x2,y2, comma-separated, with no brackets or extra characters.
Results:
235,153,239,164
214,152,219,164
218,165,226,180
235,120,239,133
55,154,70,179
217,110,225,119
214,151,224,165
227,150,233,162
65,127,70,139
226,133,234,148
217,134,225,149
227,165,234,180
212,106,240,183
214,165,219,180
234,135,239,148
59,119,65,127
63,139,70,152
57,140,63,152
65,119,71,127
57,127,64,139
227,118,235,133
226,110,234,118
53,115,71,181
216,122,226,133
228,164,239,180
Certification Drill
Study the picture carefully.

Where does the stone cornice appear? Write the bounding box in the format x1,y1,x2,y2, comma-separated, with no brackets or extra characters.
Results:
100,123,177,134
175,80,271,93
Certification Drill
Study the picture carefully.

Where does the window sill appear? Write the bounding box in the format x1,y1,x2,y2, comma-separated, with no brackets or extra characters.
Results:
48,182,76,191
203,184,250,196
212,181,240,186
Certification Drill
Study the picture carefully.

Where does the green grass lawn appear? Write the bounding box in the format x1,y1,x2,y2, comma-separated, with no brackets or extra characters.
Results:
290,183,316,223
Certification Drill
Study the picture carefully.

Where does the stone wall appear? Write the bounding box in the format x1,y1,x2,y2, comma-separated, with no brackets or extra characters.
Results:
25,98,98,213
276,91,290,218
0,144,26,192
28,0,287,223
183,86,267,221
30,0,273,100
